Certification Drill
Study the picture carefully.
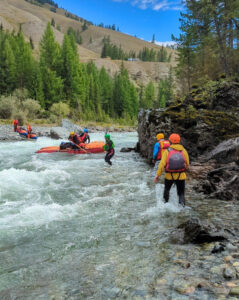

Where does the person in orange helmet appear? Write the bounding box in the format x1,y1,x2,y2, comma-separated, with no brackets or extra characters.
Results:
27,124,32,139
154,133,189,207
152,133,170,177
13,119,19,132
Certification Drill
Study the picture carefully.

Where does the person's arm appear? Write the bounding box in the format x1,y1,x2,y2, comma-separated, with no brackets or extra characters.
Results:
104,143,109,151
152,143,160,161
154,150,168,182
183,148,190,168
87,135,90,143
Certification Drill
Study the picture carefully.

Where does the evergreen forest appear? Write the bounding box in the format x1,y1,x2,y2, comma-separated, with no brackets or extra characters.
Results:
174,0,239,93
0,23,173,124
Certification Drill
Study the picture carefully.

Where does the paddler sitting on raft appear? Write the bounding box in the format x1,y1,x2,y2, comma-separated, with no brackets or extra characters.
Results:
68,131,85,149
79,128,90,144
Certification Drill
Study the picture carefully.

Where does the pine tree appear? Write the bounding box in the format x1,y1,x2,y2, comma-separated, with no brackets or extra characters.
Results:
0,37,16,93
40,22,61,73
151,34,155,43
145,81,155,108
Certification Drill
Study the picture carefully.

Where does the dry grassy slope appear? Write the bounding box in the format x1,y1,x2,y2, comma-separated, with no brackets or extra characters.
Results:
1,0,176,85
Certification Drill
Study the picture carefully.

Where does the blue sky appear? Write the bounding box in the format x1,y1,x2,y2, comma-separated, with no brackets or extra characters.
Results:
56,0,182,44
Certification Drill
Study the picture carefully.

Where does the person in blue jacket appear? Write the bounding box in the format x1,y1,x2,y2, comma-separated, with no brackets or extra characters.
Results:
152,133,170,177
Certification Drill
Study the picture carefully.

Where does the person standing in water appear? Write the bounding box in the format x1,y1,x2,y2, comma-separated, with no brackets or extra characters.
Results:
152,133,170,177
154,133,189,207
13,119,18,132
27,123,32,139
104,134,115,166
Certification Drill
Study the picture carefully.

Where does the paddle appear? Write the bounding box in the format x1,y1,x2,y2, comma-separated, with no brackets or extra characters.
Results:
71,141,88,153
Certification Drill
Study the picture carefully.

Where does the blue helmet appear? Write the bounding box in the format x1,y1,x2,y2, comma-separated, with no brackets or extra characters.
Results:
84,128,88,133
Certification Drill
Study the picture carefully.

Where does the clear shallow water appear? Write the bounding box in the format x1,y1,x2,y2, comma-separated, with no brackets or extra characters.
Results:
0,132,236,299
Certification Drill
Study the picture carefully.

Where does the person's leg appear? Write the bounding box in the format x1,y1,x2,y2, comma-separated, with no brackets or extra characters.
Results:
105,152,112,165
163,179,174,203
175,180,185,206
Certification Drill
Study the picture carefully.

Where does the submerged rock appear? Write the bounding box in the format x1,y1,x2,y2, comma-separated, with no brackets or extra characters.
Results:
173,218,231,244
120,147,136,152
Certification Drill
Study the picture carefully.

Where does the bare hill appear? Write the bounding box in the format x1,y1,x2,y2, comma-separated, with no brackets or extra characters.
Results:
1,0,176,85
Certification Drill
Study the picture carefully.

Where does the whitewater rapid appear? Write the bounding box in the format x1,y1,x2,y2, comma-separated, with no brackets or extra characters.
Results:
0,132,203,299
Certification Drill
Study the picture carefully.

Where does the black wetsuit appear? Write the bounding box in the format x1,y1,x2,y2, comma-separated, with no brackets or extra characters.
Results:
104,140,115,166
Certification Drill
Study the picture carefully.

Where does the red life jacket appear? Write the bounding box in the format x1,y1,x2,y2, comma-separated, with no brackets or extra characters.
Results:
165,148,187,173
156,140,170,160
80,133,87,143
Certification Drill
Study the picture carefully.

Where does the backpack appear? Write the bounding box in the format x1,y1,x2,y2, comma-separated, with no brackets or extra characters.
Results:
156,140,170,160
165,148,187,173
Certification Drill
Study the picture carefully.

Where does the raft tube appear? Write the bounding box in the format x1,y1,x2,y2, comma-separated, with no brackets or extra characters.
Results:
36,141,105,154
17,127,38,140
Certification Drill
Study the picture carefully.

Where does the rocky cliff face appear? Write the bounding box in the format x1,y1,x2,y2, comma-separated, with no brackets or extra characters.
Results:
138,80,239,162
137,80,239,201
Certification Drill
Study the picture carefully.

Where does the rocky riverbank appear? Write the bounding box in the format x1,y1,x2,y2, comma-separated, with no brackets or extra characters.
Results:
138,80,239,201
0,119,136,142
135,80,239,298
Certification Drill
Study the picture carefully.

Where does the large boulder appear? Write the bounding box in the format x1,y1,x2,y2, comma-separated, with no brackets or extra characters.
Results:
138,81,239,162
207,137,239,164
172,218,232,244
61,119,83,134
50,127,69,139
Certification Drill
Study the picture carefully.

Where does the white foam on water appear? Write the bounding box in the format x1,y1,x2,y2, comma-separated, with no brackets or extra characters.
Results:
0,202,81,229
143,182,182,216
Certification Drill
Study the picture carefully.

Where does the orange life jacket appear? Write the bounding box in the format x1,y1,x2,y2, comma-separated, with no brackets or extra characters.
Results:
156,140,170,160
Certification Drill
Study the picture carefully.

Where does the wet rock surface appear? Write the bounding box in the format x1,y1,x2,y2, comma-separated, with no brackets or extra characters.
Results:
173,218,231,244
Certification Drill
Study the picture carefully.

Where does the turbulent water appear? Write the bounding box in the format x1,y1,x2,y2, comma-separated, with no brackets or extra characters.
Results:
0,132,237,299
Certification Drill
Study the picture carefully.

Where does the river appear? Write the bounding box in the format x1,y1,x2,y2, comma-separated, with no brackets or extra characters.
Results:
0,132,238,299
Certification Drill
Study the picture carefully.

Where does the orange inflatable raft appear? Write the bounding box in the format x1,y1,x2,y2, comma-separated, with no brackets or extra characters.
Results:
36,141,105,154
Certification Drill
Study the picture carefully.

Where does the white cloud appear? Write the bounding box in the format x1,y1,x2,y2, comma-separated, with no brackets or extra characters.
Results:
155,40,177,47
113,0,183,11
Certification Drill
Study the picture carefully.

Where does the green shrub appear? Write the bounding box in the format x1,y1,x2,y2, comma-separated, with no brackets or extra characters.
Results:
12,88,29,101
22,99,42,119
14,111,27,126
50,102,70,119
0,96,16,119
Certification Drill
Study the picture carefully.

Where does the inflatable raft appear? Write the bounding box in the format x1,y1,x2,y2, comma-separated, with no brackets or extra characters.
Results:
36,141,105,154
17,127,38,140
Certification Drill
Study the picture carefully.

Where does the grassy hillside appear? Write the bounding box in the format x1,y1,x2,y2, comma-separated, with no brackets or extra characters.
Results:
0,0,176,85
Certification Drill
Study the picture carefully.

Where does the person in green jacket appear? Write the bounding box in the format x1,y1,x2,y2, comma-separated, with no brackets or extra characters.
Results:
104,134,115,166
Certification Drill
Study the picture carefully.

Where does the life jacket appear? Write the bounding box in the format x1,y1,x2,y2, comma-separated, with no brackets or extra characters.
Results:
165,148,187,173
80,132,88,143
156,140,170,160
27,125,32,132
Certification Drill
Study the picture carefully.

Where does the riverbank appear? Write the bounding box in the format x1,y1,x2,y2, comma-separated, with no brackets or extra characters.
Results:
0,119,136,142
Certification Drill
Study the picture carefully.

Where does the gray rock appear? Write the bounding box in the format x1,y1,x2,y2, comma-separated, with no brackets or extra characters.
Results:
223,267,236,279
174,218,229,244
207,137,239,164
61,119,83,134
120,147,135,153
227,243,238,251
229,287,239,296
50,127,69,139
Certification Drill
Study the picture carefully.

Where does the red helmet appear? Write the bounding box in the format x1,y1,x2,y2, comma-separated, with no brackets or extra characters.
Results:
169,133,180,144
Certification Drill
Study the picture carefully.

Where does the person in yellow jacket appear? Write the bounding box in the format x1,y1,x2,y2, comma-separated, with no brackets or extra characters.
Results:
154,133,189,206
